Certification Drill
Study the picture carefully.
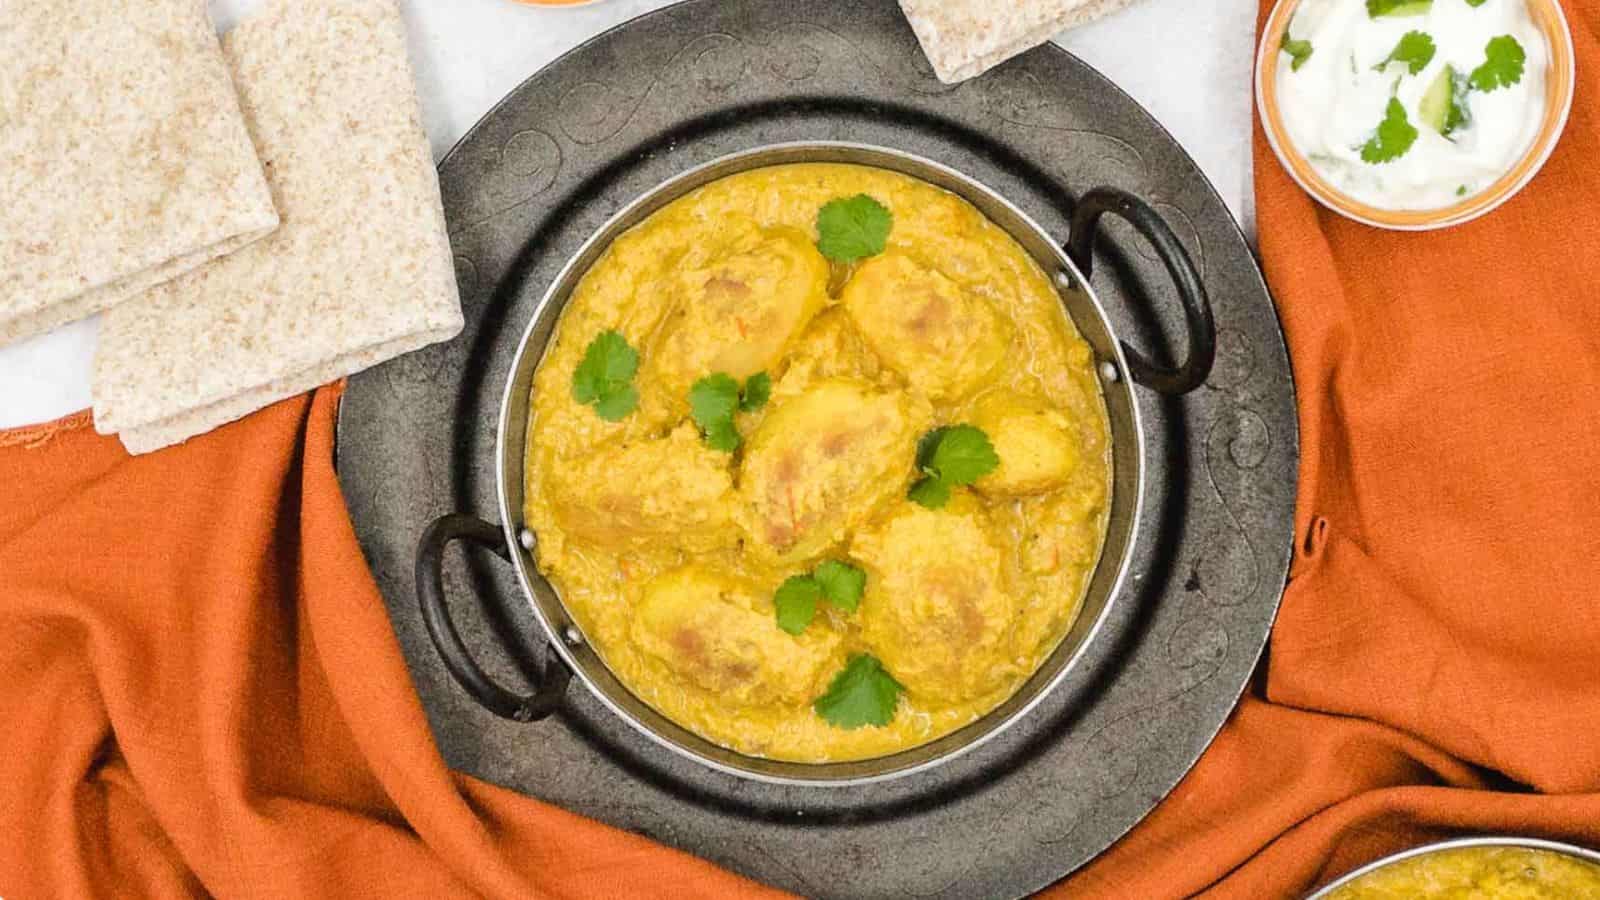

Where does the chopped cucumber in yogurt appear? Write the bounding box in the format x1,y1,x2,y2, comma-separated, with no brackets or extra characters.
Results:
1418,66,1470,137
1276,0,1548,210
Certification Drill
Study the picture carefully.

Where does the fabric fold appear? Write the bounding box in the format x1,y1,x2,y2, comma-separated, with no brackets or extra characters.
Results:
0,388,782,899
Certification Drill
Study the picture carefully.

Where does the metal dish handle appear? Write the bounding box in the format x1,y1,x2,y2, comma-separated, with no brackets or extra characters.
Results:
415,513,571,721
1066,187,1216,396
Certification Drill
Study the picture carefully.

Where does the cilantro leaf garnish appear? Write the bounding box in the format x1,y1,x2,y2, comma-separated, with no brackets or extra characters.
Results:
689,371,771,451
1376,31,1436,74
571,330,639,421
814,654,903,729
775,575,822,636
816,195,892,263
772,560,868,634
908,425,1000,509
740,371,771,412
1361,98,1419,164
705,420,741,452
922,425,1001,484
1470,35,1526,91
1366,0,1431,17
688,373,741,451
1465,0,1487,6
593,389,639,422
814,560,866,613
907,477,952,509
1282,36,1314,71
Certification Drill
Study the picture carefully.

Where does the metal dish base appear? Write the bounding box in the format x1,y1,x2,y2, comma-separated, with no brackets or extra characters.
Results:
335,0,1298,895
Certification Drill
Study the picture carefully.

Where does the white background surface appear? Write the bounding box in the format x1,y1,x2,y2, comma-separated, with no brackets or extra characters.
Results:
0,0,1258,430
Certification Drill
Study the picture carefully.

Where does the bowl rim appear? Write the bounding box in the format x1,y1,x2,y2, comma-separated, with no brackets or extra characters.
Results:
1305,835,1600,897
1255,0,1577,231
491,141,1147,786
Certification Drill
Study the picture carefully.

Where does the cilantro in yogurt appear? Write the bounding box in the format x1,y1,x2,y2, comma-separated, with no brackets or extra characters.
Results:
1277,0,1548,210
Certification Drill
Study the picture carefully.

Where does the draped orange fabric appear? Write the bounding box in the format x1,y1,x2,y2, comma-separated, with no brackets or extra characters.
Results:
3,3,1598,897
0,388,782,899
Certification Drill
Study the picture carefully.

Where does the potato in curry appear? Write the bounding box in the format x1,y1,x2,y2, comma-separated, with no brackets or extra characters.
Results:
523,163,1111,763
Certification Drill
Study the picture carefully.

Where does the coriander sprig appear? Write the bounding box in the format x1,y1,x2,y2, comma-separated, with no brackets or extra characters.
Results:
571,330,639,421
1282,35,1314,71
774,576,823,636
908,425,1000,509
1375,30,1435,74
688,371,770,452
1470,35,1526,92
1367,0,1432,17
814,654,903,729
816,195,892,263
739,371,771,412
1360,98,1420,164
774,559,867,635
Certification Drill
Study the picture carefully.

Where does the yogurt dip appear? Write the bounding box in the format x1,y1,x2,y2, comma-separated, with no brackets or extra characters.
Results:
1276,0,1549,210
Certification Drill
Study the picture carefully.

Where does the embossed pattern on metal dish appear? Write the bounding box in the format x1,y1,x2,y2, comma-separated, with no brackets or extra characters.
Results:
335,0,1299,896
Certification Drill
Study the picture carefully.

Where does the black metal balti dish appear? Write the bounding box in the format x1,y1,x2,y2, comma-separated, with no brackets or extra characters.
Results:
416,142,1216,784
336,1,1297,894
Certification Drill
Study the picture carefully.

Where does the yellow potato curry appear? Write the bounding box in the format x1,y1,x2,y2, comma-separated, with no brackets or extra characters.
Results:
1326,846,1600,900
523,163,1111,762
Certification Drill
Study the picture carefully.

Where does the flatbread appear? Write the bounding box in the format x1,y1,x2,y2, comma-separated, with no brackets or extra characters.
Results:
898,0,1141,83
0,0,278,347
92,0,463,454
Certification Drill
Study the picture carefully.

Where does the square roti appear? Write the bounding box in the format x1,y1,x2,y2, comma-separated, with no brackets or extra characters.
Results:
92,0,463,453
0,0,278,347
898,0,1140,83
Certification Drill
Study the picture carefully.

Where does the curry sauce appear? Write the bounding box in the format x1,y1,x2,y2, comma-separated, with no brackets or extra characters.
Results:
523,163,1112,762
1326,846,1600,899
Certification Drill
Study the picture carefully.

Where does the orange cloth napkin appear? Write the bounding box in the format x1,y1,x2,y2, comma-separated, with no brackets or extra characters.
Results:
2,3,1598,897
0,388,781,899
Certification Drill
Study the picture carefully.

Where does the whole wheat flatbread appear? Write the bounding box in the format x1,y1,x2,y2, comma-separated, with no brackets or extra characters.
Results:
899,0,1141,83
92,0,463,454
0,0,278,347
